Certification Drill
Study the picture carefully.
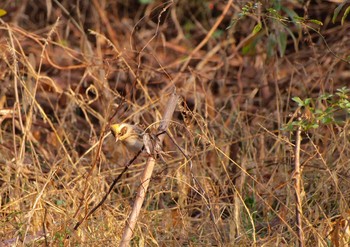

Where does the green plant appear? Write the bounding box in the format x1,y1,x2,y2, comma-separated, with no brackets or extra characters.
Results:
227,1,324,57
332,0,350,25
284,87,350,131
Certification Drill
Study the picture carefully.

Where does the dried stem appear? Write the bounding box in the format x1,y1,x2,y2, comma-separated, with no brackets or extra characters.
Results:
294,123,304,247
119,88,179,246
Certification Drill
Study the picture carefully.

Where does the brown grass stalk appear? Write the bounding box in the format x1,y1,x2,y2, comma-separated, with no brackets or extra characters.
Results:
293,121,304,247
119,88,179,246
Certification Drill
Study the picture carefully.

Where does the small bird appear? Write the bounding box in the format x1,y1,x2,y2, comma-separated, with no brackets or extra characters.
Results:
110,123,144,152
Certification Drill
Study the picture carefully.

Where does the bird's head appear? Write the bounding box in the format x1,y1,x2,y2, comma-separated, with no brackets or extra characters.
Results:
110,123,131,142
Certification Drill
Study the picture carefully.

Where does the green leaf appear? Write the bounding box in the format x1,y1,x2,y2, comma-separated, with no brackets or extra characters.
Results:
294,16,305,23
213,29,224,39
277,31,287,57
283,24,299,51
321,116,333,124
244,197,255,208
292,96,304,106
242,38,259,55
281,123,294,131
56,200,66,206
309,123,319,129
336,87,350,96
315,109,324,115
309,19,323,26
184,21,195,33
0,9,6,17
226,18,239,30
282,6,301,26
325,107,334,114
267,34,276,57
341,6,350,26
292,120,303,126
267,7,288,22
304,98,311,105
252,23,262,35
333,2,346,23
139,0,153,4
273,1,282,11
319,93,333,101
242,43,253,55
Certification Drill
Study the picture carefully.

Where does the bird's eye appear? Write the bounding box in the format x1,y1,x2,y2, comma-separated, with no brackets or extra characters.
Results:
120,126,128,136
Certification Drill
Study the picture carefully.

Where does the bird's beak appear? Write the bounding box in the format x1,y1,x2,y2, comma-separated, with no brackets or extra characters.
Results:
110,125,119,142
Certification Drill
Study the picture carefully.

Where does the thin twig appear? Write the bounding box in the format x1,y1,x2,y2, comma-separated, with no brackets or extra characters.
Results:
73,147,144,231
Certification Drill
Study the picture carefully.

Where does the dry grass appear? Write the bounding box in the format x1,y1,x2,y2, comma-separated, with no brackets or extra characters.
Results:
1,1,350,246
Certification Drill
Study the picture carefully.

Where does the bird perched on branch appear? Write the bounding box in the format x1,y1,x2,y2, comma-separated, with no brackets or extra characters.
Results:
110,122,164,157
110,123,144,153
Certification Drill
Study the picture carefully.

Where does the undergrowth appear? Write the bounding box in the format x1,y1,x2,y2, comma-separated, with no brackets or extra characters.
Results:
1,1,350,246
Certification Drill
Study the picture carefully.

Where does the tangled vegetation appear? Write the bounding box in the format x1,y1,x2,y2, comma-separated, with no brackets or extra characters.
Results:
1,1,350,246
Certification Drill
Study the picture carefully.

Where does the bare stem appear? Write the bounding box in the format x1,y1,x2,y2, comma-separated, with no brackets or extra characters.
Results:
294,124,304,247
119,88,179,246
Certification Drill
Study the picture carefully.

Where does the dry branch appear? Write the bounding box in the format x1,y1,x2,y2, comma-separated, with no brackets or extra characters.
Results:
293,120,304,247
119,88,179,246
